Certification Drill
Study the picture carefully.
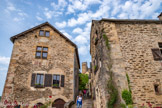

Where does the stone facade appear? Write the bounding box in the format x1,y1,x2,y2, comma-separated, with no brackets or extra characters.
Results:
82,62,90,75
90,19,162,107
1,22,80,107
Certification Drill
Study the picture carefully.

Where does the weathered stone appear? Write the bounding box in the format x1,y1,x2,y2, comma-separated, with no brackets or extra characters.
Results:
90,19,162,107
1,22,80,107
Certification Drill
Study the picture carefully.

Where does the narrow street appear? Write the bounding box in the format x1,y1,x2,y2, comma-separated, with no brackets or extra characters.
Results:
71,98,93,108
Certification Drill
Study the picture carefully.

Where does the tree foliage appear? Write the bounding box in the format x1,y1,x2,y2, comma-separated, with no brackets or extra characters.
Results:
79,73,89,90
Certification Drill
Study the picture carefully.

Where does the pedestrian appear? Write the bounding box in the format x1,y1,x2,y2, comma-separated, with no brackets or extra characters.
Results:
76,94,82,108
83,89,86,97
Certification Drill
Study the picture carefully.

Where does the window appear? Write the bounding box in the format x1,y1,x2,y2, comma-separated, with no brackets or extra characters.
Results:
35,46,48,59
45,31,50,37
39,30,44,36
154,84,159,94
39,30,50,37
53,75,60,87
158,43,162,55
35,74,44,87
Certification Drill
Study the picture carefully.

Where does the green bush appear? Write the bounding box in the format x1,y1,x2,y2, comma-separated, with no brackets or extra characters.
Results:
120,103,126,108
122,89,133,105
79,73,89,90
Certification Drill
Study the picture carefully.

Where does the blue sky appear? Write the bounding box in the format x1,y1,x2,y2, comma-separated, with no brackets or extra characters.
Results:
0,0,161,96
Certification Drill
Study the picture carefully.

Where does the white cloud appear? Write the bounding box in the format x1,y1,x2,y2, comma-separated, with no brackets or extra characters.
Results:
114,0,161,19
73,22,91,45
44,8,54,19
51,0,67,11
13,17,21,22
18,12,28,17
67,0,111,27
5,2,16,12
55,21,67,28
78,46,89,55
72,27,83,34
0,56,10,65
61,30,72,40
67,0,102,14
36,16,43,21
74,35,88,44
67,12,92,27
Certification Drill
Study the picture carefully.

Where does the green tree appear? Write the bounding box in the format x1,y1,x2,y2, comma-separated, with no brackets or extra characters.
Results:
0,96,1,101
79,73,89,90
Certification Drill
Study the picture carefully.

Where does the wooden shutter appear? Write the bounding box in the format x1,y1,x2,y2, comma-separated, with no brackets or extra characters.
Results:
61,75,65,87
151,48,162,61
31,73,36,87
44,74,52,87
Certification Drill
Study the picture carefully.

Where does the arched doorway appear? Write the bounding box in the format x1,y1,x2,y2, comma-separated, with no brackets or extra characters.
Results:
52,99,65,108
33,103,44,108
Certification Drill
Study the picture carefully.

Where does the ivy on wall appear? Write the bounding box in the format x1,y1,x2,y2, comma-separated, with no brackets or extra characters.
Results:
103,33,118,108
121,72,133,106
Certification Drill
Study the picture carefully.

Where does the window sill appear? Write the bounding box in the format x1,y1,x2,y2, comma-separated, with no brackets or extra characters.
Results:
39,35,50,37
35,58,47,60
52,86,60,89
35,85,44,88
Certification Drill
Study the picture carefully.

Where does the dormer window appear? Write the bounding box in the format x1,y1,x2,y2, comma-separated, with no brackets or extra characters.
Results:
36,46,48,59
39,30,50,37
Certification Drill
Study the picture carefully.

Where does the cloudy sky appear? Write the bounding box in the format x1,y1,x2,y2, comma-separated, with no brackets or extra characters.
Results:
0,0,161,96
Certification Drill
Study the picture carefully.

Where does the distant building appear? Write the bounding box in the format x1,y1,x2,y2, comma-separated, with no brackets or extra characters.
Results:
82,62,90,75
1,22,80,108
90,13,162,107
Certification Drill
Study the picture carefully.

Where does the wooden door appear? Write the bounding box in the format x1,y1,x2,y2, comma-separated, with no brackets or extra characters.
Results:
52,99,65,108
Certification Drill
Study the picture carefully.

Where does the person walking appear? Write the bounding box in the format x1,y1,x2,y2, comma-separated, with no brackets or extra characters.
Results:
76,94,82,108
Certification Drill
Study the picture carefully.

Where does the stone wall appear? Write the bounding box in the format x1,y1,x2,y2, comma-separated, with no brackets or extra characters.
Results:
2,24,80,107
82,62,88,74
90,20,162,107
115,21,162,107
90,20,128,108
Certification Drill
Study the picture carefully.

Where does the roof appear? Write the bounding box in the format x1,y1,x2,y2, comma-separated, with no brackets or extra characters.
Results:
10,22,80,68
100,18,162,23
158,12,162,17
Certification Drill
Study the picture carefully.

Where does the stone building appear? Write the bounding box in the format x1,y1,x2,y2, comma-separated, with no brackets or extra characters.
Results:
1,22,80,108
90,16,162,107
82,62,90,75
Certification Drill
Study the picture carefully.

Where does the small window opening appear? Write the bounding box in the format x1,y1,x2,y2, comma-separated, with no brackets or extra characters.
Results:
154,84,159,93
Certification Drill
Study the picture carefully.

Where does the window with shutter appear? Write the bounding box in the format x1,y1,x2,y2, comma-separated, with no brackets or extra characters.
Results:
61,75,65,87
44,74,52,87
35,74,44,88
151,48,162,61
31,73,36,87
158,43,162,55
53,75,60,88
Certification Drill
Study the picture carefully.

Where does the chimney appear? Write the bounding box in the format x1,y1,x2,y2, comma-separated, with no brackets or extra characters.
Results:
82,62,87,74
158,12,162,20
